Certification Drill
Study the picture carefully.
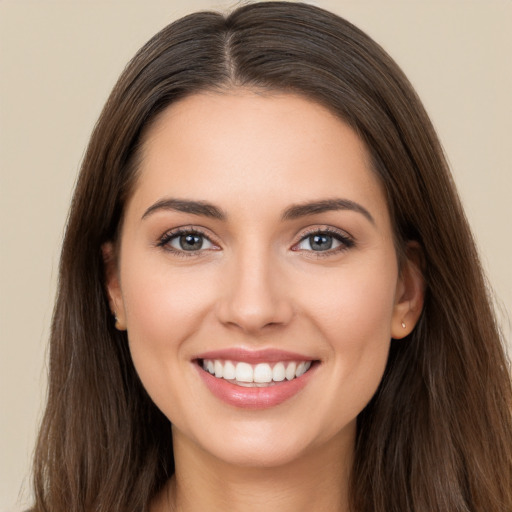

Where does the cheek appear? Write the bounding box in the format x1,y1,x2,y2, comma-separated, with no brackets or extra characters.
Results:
298,260,397,411
330,268,395,375
301,258,397,340
122,256,216,337
119,257,218,396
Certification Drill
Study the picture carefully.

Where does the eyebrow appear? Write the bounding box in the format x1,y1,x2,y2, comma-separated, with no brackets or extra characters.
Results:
282,198,375,224
142,198,226,220
141,197,374,224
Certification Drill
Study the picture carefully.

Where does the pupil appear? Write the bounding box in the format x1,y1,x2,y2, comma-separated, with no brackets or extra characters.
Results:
310,234,332,251
180,233,203,251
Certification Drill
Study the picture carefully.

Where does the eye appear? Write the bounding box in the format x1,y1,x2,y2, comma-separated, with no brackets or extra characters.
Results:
293,229,354,253
159,229,217,253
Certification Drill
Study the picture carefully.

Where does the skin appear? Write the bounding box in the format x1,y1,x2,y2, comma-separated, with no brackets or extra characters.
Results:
105,90,424,512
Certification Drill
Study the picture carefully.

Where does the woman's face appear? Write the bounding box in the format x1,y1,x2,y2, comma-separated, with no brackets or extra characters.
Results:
107,90,419,468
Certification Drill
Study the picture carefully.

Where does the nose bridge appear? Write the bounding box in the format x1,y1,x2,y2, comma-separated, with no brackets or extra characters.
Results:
217,237,293,332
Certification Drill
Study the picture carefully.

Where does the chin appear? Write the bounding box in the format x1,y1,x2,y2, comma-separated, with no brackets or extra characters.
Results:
204,436,314,469
177,412,356,471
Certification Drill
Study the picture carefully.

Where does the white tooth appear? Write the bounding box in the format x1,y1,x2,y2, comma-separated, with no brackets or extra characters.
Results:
253,363,272,383
285,362,297,380
304,361,312,372
272,362,285,382
295,362,306,377
235,362,253,382
207,360,215,374
223,360,236,380
214,360,223,378
202,360,208,371
236,381,272,388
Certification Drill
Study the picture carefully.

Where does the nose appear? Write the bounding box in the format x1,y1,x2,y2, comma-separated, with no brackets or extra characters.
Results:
215,246,294,334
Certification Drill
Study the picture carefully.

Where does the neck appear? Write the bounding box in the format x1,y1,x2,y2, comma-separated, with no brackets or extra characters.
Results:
152,427,354,512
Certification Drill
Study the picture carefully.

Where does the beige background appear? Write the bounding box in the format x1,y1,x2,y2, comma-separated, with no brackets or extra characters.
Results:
1,1,510,510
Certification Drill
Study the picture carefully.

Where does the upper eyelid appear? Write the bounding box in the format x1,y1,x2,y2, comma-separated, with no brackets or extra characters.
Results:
291,226,355,253
294,225,353,242
158,225,220,248
157,224,354,248
160,225,214,239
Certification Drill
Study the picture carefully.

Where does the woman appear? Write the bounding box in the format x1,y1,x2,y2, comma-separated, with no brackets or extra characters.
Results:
31,2,512,511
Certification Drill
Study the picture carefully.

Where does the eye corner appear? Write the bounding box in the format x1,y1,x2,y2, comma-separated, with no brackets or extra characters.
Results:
291,227,356,256
156,226,221,256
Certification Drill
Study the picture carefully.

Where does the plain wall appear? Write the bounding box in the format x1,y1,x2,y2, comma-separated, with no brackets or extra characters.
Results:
1,1,510,510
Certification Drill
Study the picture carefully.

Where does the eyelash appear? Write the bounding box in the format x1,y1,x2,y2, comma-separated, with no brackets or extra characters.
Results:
157,226,355,257
291,227,355,257
157,227,218,257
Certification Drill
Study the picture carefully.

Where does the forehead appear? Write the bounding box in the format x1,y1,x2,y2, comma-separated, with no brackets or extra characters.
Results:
127,90,389,227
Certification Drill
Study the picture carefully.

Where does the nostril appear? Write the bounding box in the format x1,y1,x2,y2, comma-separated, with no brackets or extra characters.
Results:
216,299,295,334
214,269,294,332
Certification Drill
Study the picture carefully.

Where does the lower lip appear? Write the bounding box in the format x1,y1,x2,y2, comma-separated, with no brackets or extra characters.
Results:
196,362,317,409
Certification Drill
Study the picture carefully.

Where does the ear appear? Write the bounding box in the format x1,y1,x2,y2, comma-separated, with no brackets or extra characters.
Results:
391,242,425,339
102,242,126,331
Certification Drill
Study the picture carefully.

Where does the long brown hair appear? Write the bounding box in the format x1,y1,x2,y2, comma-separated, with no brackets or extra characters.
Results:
32,2,512,511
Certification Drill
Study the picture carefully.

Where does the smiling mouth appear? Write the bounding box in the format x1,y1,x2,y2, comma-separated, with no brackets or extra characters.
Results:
198,359,315,387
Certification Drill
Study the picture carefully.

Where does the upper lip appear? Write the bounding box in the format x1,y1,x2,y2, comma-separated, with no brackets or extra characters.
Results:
194,348,315,364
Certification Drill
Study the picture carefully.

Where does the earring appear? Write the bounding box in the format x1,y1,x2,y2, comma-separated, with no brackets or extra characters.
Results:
401,321,406,329
113,311,123,330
